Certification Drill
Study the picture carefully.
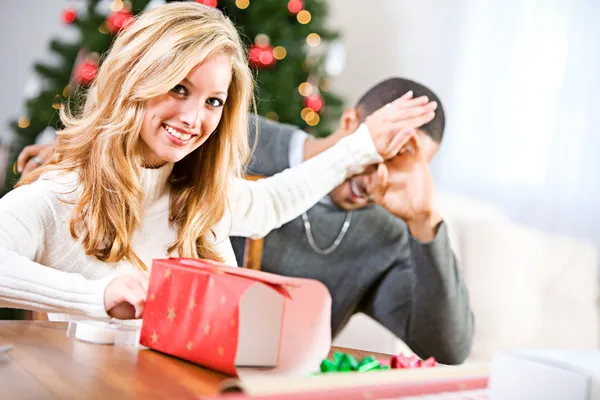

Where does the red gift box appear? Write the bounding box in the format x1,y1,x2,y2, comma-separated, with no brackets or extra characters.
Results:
140,258,332,377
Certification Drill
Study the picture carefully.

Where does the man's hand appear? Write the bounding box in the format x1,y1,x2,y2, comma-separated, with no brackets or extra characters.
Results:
16,142,56,177
104,271,149,319
365,91,437,160
371,136,442,242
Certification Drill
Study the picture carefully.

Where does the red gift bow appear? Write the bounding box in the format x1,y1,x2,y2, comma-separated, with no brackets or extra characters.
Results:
390,354,437,369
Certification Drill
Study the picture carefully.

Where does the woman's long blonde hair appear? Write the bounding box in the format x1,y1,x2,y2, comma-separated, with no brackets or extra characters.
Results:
20,2,254,270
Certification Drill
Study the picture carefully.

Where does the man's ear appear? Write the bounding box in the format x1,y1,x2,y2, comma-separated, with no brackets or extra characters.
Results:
340,108,361,132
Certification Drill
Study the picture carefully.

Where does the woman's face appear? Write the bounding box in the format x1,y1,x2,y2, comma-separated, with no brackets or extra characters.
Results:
139,53,232,167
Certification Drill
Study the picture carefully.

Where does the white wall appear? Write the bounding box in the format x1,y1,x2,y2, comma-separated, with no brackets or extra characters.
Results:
326,0,465,110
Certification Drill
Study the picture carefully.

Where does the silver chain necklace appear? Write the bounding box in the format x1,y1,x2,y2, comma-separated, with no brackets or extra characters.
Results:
301,211,352,255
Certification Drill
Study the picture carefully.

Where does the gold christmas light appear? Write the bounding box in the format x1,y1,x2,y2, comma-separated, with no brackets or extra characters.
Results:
99,22,109,34
319,77,332,92
235,0,250,9
110,0,124,12
301,107,313,120
298,82,313,97
297,10,311,24
306,33,321,47
306,112,320,126
265,111,279,121
62,85,72,98
273,46,287,60
18,116,30,129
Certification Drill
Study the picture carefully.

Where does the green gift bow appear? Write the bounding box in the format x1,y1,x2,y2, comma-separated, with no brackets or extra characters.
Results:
318,351,389,373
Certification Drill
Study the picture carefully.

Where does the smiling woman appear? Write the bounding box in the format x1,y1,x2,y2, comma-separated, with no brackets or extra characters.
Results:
0,2,430,322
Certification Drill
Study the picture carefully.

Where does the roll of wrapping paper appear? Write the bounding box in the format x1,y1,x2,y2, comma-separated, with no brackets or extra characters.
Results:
214,362,490,399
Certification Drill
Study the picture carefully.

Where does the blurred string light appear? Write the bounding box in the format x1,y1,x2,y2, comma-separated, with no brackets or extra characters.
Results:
306,33,321,47
98,22,110,34
62,85,72,98
319,77,331,92
52,95,62,110
298,82,312,97
301,107,313,120
297,10,311,24
273,46,287,60
255,34,270,47
110,0,124,12
235,0,250,9
304,111,320,126
196,0,218,6
303,57,316,70
265,111,278,121
287,0,303,14
304,95,323,112
18,116,30,129
259,50,274,66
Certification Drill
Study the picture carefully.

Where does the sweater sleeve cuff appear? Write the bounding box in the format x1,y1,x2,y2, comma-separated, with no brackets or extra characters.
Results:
336,123,384,177
83,275,115,319
288,130,310,168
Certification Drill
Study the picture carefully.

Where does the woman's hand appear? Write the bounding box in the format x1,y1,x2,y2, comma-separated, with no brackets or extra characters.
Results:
365,91,437,160
103,271,149,319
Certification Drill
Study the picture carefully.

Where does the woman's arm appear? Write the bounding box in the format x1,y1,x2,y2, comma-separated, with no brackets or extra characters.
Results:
0,181,113,318
228,124,384,238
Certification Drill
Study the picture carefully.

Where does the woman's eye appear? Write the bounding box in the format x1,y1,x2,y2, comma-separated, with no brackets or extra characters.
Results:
170,84,188,97
207,98,224,107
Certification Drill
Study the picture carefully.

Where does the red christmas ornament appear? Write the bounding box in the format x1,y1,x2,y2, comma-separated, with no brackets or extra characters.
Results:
74,60,99,86
287,0,303,14
249,44,276,68
195,0,218,7
106,10,135,34
62,8,77,24
304,94,324,112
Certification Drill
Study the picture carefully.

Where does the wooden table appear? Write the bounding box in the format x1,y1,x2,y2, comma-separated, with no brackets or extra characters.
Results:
0,321,390,399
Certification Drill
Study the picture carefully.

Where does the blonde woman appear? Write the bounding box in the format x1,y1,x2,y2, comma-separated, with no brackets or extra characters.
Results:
0,3,436,321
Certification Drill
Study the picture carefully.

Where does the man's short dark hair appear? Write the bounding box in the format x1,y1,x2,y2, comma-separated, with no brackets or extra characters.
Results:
355,77,445,143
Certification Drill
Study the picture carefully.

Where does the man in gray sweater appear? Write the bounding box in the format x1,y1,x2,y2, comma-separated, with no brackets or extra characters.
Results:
232,77,474,364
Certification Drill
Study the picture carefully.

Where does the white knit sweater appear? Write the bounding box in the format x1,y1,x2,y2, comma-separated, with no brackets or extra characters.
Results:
0,124,381,320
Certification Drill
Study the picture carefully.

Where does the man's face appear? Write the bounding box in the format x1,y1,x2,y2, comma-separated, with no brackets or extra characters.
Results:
329,124,440,211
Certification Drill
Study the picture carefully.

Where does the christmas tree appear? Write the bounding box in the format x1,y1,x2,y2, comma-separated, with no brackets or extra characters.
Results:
1,0,343,196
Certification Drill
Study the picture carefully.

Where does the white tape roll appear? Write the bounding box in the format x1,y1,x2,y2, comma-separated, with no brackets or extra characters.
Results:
74,322,116,344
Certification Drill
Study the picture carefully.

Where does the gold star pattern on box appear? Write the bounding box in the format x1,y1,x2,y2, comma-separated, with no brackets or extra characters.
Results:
189,299,196,309
186,341,193,351
203,322,211,335
167,308,176,323
164,268,171,279
151,331,159,344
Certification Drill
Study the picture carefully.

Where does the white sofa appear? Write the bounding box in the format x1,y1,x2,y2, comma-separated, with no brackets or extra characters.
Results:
333,191,599,362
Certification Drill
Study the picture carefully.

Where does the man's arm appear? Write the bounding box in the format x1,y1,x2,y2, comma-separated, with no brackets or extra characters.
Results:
245,115,303,176
246,114,348,175
359,222,474,365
